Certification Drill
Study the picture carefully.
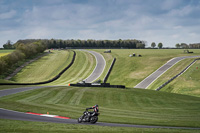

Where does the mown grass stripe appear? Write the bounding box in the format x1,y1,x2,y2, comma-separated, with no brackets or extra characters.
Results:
12,50,71,83
69,88,88,105
47,50,95,85
45,87,73,104
78,51,95,80
1,85,200,127
18,88,55,103
66,51,89,83
56,88,77,104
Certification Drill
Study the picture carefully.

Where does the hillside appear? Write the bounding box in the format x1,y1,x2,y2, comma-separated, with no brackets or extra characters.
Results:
47,50,96,85
159,60,200,97
1,49,200,132
7,49,200,97
94,49,199,85
11,50,73,83
0,86,199,128
9,50,96,85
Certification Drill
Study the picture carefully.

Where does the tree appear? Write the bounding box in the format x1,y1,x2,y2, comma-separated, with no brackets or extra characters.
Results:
3,40,14,49
136,43,145,49
151,42,156,48
158,42,163,49
175,43,181,48
180,43,189,49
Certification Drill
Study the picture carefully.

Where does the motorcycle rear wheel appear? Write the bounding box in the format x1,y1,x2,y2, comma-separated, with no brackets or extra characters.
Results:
90,116,98,124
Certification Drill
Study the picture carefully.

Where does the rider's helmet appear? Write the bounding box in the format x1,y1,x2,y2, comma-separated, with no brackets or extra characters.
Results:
94,104,99,112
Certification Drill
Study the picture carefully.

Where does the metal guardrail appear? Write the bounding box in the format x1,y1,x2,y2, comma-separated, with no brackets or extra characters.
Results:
103,58,116,83
156,58,200,91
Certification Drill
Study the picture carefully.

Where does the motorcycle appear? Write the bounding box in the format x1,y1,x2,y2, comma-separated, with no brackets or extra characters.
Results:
78,109,99,124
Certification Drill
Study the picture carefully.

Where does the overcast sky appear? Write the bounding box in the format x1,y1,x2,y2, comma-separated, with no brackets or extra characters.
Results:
0,0,200,48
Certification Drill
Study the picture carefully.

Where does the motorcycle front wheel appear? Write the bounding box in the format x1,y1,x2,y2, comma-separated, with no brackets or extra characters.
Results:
90,116,98,124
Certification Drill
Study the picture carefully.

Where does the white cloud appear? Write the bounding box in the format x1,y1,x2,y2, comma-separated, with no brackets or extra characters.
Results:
0,10,16,19
161,0,182,10
0,0,200,48
168,5,193,17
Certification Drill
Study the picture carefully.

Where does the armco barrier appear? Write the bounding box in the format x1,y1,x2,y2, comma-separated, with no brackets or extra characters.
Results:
103,58,116,83
69,83,125,89
156,58,200,91
0,50,76,85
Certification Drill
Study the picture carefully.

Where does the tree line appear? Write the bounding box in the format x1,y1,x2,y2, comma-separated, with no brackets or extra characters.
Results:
15,39,146,49
0,41,46,77
175,43,200,49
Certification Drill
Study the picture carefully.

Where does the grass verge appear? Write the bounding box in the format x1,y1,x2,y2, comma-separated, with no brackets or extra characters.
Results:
92,49,200,88
0,86,199,128
160,60,200,97
148,58,195,90
47,50,96,85
0,119,199,133
11,50,73,83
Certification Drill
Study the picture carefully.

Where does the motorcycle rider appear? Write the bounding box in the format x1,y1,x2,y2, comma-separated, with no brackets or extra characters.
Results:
86,104,99,113
82,105,99,121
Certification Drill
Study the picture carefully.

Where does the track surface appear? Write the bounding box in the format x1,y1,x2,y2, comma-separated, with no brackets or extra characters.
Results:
83,50,106,83
0,86,200,130
0,86,52,97
135,56,200,89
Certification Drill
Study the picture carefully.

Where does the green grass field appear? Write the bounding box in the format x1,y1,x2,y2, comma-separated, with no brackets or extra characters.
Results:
148,58,195,90
0,86,200,128
0,49,14,57
11,50,73,83
0,119,199,133
159,60,200,97
46,50,96,85
6,49,200,93
10,50,96,85
1,49,200,132
92,49,200,89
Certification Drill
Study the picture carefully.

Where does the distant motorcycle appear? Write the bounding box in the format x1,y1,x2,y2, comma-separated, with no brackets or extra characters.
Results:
78,109,99,124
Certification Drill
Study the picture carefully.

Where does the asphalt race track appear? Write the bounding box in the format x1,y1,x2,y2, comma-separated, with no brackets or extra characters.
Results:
0,53,200,130
0,86,53,97
0,108,199,130
0,86,200,129
134,56,200,89
83,50,106,83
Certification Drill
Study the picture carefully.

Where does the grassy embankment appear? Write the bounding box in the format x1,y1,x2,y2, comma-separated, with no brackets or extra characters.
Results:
11,50,72,83
0,86,200,128
47,50,96,85
10,50,95,85
1,49,200,132
92,49,200,97
150,59,200,97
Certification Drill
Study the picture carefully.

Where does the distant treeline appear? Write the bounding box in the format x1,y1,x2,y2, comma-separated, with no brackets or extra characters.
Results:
0,41,46,76
15,39,146,49
175,43,200,49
